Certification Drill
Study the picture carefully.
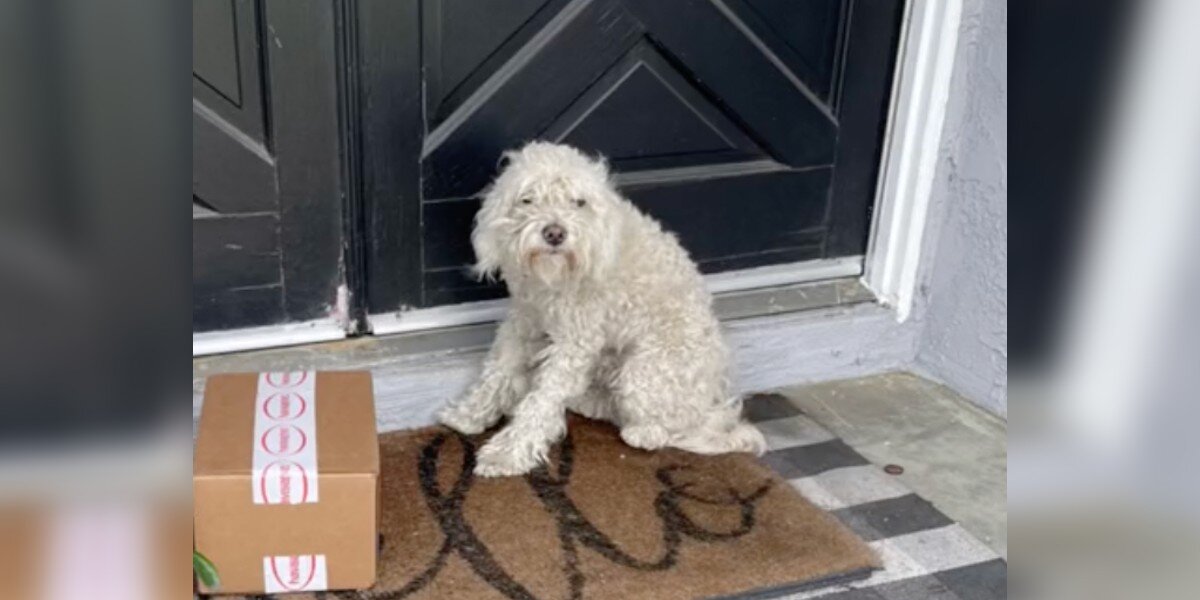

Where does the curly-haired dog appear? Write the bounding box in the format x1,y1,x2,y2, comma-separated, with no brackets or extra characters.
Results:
439,142,766,477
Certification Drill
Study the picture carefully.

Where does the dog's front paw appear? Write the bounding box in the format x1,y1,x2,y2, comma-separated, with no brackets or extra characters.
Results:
437,404,492,435
473,434,544,477
620,423,670,450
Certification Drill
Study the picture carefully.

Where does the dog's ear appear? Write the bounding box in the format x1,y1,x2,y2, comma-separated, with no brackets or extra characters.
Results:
470,184,505,281
497,148,520,170
589,151,611,176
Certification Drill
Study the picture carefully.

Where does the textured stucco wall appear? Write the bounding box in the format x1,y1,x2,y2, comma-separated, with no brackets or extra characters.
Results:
913,0,1008,415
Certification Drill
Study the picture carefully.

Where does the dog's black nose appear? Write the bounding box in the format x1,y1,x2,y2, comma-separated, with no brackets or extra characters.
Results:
542,223,567,246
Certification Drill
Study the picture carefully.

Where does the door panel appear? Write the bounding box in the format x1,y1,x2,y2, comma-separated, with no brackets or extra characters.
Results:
620,0,838,166
193,213,280,292
545,41,762,170
360,0,903,313
192,103,278,214
191,0,903,333
726,0,848,104
422,0,645,200
192,0,345,332
192,0,242,104
423,0,569,127
629,168,833,272
192,0,268,144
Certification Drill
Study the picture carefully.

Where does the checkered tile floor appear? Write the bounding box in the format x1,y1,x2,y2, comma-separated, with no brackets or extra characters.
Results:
737,394,1006,600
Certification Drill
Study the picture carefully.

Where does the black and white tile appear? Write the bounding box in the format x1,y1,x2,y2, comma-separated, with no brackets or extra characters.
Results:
742,394,1006,600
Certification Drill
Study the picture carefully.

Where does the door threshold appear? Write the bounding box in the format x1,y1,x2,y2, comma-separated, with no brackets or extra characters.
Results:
192,318,345,357
713,276,874,321
193,276,875,370
368,256,863,336
192,258,865,357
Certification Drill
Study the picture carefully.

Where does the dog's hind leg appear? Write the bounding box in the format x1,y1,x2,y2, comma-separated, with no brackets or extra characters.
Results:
668,406,767,456
612,347,765,455
609,348,702,451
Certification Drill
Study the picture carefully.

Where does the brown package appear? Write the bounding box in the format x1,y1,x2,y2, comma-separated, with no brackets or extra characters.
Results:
194,371,379,595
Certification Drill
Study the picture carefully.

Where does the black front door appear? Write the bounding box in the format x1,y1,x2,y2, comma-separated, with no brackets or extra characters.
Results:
192,0,346,331
360,0,904,313
192,0,903,332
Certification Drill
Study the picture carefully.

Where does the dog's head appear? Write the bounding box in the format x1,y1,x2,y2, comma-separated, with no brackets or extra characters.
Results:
471,141,622,288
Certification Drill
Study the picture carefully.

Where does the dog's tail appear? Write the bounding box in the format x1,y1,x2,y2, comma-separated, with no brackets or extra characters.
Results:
670,405,767,456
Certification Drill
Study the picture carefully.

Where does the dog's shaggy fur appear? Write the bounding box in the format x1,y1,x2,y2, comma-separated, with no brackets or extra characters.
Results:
439,142,766,477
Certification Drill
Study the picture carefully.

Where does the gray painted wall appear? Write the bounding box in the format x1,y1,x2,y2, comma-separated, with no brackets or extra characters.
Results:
912,0,1008,416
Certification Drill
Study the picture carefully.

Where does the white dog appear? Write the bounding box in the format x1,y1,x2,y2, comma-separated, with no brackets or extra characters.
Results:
438,142,766,477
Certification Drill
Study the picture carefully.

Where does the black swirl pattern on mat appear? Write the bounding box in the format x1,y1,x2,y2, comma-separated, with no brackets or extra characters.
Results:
321,429,773,600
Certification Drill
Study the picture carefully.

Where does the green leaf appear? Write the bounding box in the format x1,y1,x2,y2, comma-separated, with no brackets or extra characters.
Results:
193,550,220,590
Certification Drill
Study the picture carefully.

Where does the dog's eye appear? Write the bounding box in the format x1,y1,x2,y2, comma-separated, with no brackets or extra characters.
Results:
574,198,587,208
520,197,532,205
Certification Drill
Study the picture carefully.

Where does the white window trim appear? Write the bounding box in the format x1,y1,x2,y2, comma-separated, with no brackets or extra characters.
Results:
193,0,963,355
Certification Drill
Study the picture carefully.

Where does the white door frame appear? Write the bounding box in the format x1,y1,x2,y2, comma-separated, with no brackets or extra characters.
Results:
862,0,964,322
193,0,963,355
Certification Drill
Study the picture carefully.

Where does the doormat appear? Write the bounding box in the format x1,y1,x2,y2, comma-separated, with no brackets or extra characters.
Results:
230,414,878,600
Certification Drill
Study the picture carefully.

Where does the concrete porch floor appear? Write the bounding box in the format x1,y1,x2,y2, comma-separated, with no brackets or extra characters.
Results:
772,372,1007,558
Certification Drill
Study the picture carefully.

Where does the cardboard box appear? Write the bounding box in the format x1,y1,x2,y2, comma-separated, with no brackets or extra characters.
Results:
194,371,379,595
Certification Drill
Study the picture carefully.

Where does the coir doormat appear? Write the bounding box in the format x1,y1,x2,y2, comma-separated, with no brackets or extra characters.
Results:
234,415,877,600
